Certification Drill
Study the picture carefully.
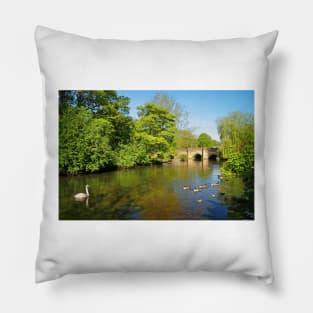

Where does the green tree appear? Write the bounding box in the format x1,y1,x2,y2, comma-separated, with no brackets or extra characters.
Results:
116,142,149,167
217,111,254,158
136,103,177,162
77,91,133,149
59,90,75,114
59,90,133,150
216,111,254,187
211,139,220,147
59,91,186,173
197,133,213,148
59,106,115,174
76,90,123,114
175,129,197,149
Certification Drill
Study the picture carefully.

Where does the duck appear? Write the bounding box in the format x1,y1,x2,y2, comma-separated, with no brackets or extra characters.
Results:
210,182,220,187
193,188,201,193
197,199,203,203
217,174,223,180
183,185,192,190
198,184,208,189
74,184,90,200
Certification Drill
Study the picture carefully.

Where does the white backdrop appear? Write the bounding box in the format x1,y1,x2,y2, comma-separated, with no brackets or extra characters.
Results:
0,1,312,312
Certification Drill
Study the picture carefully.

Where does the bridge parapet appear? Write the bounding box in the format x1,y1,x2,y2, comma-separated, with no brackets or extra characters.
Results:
175,147,218,160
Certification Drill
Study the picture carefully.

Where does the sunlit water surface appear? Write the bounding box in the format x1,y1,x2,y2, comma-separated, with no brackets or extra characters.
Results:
59,160,254,220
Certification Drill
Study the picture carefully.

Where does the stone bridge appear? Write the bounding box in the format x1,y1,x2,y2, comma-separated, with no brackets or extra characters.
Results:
175,147,219,160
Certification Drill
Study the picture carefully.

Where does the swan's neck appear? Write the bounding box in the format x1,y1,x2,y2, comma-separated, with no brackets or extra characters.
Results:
85,185,89,195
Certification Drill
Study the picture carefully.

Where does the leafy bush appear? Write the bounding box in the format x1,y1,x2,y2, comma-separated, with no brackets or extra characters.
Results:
59,106,115,174
116,143,150,168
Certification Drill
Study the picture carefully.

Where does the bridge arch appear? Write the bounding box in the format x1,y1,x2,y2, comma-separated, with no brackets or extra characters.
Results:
193,153,202,161
209,154,217,160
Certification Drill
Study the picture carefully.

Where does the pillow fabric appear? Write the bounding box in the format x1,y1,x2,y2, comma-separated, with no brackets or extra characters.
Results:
35,26,277,283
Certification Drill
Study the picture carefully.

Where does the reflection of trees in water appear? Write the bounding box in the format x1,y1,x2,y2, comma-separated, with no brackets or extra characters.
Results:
219,177,254,220
224,191,254,219
59,160,253,220
59,165,182,219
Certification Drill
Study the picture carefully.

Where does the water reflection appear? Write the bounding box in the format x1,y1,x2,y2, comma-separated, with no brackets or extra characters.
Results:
59,160,254,220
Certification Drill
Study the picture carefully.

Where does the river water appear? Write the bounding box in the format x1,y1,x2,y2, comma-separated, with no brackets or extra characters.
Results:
59,160,254,220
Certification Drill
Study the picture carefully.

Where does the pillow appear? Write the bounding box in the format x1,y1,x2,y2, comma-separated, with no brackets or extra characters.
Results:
35,26,278,283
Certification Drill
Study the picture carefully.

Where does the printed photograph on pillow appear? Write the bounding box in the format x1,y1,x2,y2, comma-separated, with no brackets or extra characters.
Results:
59,90,254,220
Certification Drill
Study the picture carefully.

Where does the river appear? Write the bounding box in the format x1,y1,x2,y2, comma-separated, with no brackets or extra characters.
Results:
59,160,254,220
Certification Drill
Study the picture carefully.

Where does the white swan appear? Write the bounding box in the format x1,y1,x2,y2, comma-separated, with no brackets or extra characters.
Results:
74,185,90,200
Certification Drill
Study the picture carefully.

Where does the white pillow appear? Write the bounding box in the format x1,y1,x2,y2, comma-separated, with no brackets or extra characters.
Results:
35,26,278,283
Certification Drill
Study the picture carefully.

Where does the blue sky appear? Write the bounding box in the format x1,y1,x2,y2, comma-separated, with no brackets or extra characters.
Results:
117,90,254,140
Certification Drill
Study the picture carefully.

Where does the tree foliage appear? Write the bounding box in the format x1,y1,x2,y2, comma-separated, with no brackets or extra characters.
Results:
59,106,115,174
175,129,197,149
217,111,254,187
116,142,149,168
135,103,176,162
197,133,213,148
59,91,178,174
217,112,254,158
